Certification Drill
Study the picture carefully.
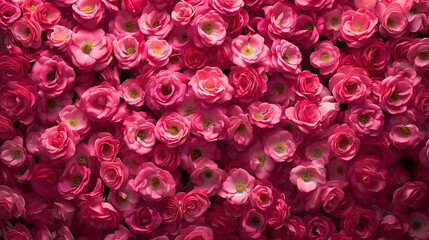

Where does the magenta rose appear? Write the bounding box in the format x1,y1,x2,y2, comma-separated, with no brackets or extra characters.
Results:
176,225,214,240
229,66,267,105
39,123,80,163
154,111,191,148
79,81,120,122
342,205,378,240
10,17,42,48
0,53,31,87
159,196,181,223
100,160,129,190
126,204,162,235
177,189,210,222
79,196,120,230
0,80,37,124
182,46,207,70
0,185,25,219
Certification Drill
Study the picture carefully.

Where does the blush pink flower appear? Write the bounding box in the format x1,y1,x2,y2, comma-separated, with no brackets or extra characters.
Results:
248,101,282,128
129,162,176,200
305,140,330,165
57,105,91,136
39,123,80,163
138,5,173,39
47,25,73,52
353,39,390,76
57,161,91,200
72,0,105,29
290,165,326,192
240,209,266,239
285,99,322,134
123,112,156,155
172,2,195,26
154,111,191,148
261,2,298,40
328,124,360,161
0,185,25,219
100,159,129,190
270,39,302,76
264,74,295,105
263,130,296,162
189,106,230,142
246,140,275,179
0,136,26,168
344,100,384,137
79,81,120,122
108,10,139,36
339,9,378,48
113,33,146,69
230,34,268,67
79,196,120,230
189,67,234,104
32,3,61,30
190,158,226,196
310,41,340,75
0,1,20,30
407,38,429,73
329,66,372,104
146,38,172,67
219,168,255,205
10,17,42,48
179,136,221,171
120,78,145,107
88,132,120,163
388,110,425,149
379,3,409,38
226,107,253,150
191,8,227,48
375,73,413,114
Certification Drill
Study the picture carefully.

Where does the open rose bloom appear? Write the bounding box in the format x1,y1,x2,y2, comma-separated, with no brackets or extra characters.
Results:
1,0,429,239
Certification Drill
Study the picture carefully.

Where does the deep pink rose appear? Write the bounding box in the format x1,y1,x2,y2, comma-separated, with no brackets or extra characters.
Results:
155,111,191,148
0,0,20,30
182,46,207,70
100,160,129,190
39,123,80,163
11,17,42,48
79,196,120,230
342,205,378,240
0,185,25,219
88,132,120,163
177,189,210,222
126,204,162,234
329,66,371,104
339,9,378,48
79,81,120,122
175,225,214,240
0,53,31,87
229,66,267,105
0,80,37,124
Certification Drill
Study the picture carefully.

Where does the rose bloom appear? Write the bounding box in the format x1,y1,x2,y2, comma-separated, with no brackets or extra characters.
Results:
176,189,210,222
310,41,340,75
263,130,296,162
248,101,282,128
32,3,61,30
79,196,120,230
388,111,425,149
348,156,386,195
1,136,27,168
189,67,234,104
0,185,25,219
229,66,267,106
79,81,120,122
159,196,181,223
126,204,162,235
210,0,243,15
294,71,323,101
4,224,31,240
352,39,390,77
408,212,429,240
172,1,194,25
285,99,322,134
386,60,421,87
219,168,255,205
339,9,378,48
155,111,191,148
100,160,129,190
146,38,172,67
145,70,187,111
176,225,214,240
264,74,295,105
342,205,378,240
69,27,113,72
240,209,266,239
375,73,413,114
57,161,91,200
129,162,176,200
329,66,371,104
190,158,226,196
0,53,31,87
30,163,63,199
46,25,72,52
57,105,91,136
10,17,42,48
108,10,139,37
328,124,360,161
206,204,237,235
0,114,15,140
123,112,156,155
230,34,269,68
249,184,273,211
407,38,429,73
72,0,105,29
295,0,333,10
39,122,80,163
182,46,207,70
305,140,330,165
88,132,120,163
191,8,227,48
0,0,20,30
392,181,428,208
344,100,384,137
152,143,179,171
189,106,230,142
113,33,146,70
379,3,408,38
270,39,302,76
179,136,222,171
227,107,253,150
290,164,326,192
138,5,173,39
261,2,298,40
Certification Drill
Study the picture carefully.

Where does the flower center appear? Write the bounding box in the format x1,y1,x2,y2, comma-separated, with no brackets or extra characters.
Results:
28,5,36,11
259,193,269,203
81,42,93,54
301,171,312,182
118,195,128,203
274,143,285,153
129,89,139,98
359,115,370,125
419,52,428,60
274,83,285,94
255,153,266,163
136,130,146,141
24,27,31,36
170,56,179,63
152,20,160,28
152,48,162,55
102,144,112,155
180,33,188,43
169,126,179,136
237,123,246,133
68,119,79,127
202,169,214,179
185,106,194,116
387,18,395,27
320,52,330,62
304,23,314,31
346,83,357,93
400,125,411,136
282,54,290,63
47,99,57,109
206,83,215,89
161,84,172,95
202,23,213,34
203,119,213,129
11,149,20,159
250,216,261,226
48,72,56,80
83,4,94,12
390,91,399,102
339,138,349,150
192,149,202,160
412,221,422,231
235,182,246,193
77,156,88,166
254,113,263,120
313,149,322,158
72,176,83,187
242,45,254,56
354,24,363,32
126,46,136,55
410,6,418,14
123,22,134,32
150,176,160,188
330,17,339,26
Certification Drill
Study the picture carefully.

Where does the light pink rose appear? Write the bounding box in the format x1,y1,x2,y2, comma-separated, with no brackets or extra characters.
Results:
47,25,72,52
375,73,413,114
155,111,191,148
219,168,255,205
320,181,344,213
120,78,145,107
407,38,429,73
310,41,340,75
329,66,372,104
248,101,282,128
344,100,384,137
189,106,230,142
175,225,214,240
379,3,409,38
191,8,227,48
230,34,269,68
79,81,120,122
270,39,302,76
339,9,378,48
146,38,172,67
388,110,425,149
57,161,91,200
122,111,156,155
295,0,334,10
227,107,253,150
100,159,129,190
261,2,298,40
39,123,80,163
0,136,26,168
58,105,91,136
246,140,275,179
88,132,120,163
290,164,326,192
249,184,273,211
0,185,25,219
72,0,105,29
386,60,421,87
0,1,20,30
69,27,113,72
176,189,210,222
10,17,42,48
264,74,295,105
285,99,322,134
172,2,194,26
32,3,61,30
408,212,429,240
328,124,360,161
210,0,244,16
189,67,234,104
145,70,188,111
129,162,176,200
79,196,120,230
179,136,222,171
108,10,139,36
113,33,146,69
190,158,226,196
138,5,173,39
263,130,296,162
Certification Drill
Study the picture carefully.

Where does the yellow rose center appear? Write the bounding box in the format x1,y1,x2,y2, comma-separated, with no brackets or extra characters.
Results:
152,47,162,55
24,27,31,37
202,169,214,179
313,149,322,158
330,17,340,26
387,18,395,27
237,123,246,133
11,149,20,159
126,46,136,55
128,89,139,99
320,52,330,62
152,20,160,28
390,91,399,102
419,52,428,60
150,176,160,188
185,106,194,116
202,23,213,35
83,4,94,12
77,156,88,166
203,119,213,129
28,5,36,12
81,42,93,54
301,171,312,182
169,126,179,136
339,138,349,149
354,24,363,32
400,125,411,136
192,149,202,160
254,113,263,120
282,54,290,63
123,22,134,32
275,143,285,153
242,45,254,56
72,176,83,187
68,119,78,127
255,153,266,163
235,182,246,193
136,130,146,141
359,115,370,125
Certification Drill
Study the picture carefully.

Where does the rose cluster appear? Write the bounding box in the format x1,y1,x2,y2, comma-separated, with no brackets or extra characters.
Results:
1,0,429,239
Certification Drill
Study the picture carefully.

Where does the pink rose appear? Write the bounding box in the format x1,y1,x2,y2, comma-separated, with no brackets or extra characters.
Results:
57,161,91,200
100,160,129,190
108,10,139,35
191,8,227,48
419,140,429,167
328,124,360,161
206,204,237,235
79,81,120,121
329,66,371,104
146,38,172,67
88,132,120,163
129,162,176,200
159,196,181,223
342,206,378,239
320,181,344,213
0,53,31,87
226,108,253,150
353,39,389,77
32,3,61,30
0,185,25,219
39,123,79,163
294,71,323,101
152,143,179,171
172,2,194,26
120,78,145,107
344,100,384,137
248,101,282,128
263,130,296,162
11,17,42,48
126,204,162,234
285,99,322,134
290,165,326,192
348,156,386,195
4,224,31,240
226,9,249,37
392,181,428,208
123,112,156,155
0,1,20,30
230,34,269,68
121,0,147,15
240,209,266,239
249,184,273,211
47,25,72,52
175,225,214,240
72,0,105,29
407,38,429,73
58,105,91,136
190,158,226,196
155,111,191,148
295,0,334,10
219,168,255,205
79,196,120,230
375,73,413,114
69,28,113,72
0,136,26,168
189,67,234,104
177,189,210,222
270,39,302,76
113,33,146,69
31,163,63,199
210,0,243,16
138,5,173,39
339,9,378,48
182,46,207,70
0,114,15,140
387,111,425,149
145,70,187,111
379,3,408,38
310,41,340,75
189,106,230,142
261,2,298,40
